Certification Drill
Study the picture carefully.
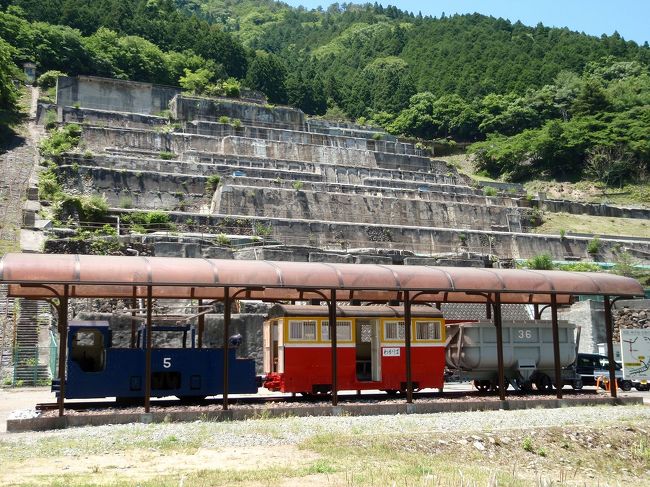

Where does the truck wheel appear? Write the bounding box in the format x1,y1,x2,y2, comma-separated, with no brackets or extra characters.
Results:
571,379,584,390
620,380,633,392
637,383,650,392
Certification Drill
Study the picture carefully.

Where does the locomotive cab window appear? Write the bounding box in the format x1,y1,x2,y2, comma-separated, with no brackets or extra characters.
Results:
288,320,317,341
416,321,442,341
71,328,105,373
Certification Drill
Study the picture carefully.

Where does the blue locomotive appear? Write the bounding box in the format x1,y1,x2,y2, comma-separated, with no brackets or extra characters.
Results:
52,320,257,401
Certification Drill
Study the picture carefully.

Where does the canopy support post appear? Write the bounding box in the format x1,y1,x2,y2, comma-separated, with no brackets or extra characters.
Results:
223,287,231,410
197,298,204,349
144,285,153,413
329,289,338,406
57,285,69,418
493,293,506,401
550,294,563,399
404,290,413,404
603,295,618,398
130,287,137,348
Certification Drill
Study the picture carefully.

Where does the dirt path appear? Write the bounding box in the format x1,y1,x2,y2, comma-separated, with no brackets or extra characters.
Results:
0,87,44,254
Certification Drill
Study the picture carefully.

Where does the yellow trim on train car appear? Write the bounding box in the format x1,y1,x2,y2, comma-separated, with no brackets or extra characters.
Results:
282,316,355,344
381,318,446,343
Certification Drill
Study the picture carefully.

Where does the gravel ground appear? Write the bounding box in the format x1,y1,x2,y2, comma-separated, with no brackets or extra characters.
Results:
4,404,650,449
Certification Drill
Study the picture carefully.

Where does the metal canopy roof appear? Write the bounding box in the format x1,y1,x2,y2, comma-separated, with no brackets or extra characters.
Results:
0,253,643,304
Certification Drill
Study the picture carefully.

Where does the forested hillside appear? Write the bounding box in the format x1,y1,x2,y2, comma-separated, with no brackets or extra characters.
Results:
0,0,648,185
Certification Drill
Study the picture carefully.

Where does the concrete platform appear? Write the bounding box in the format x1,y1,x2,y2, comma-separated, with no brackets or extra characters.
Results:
6,395,643,433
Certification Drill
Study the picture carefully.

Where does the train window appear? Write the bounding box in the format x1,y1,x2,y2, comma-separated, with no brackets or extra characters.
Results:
321,320,352,341
288,320,317,341
416,321,441,340
71,328,105,373
384,321,405,340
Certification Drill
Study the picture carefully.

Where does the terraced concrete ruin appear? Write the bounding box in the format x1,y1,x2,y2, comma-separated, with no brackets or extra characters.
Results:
28,75,649,266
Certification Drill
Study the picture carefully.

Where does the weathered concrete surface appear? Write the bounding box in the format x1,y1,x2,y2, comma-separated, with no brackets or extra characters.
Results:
6,396,643,432
170,95,305,130
539,199,650,220
80,126,437,172
56,164,209,212
56,76,180,115
212,184,515,231
185,120,427,156
136,210,650,262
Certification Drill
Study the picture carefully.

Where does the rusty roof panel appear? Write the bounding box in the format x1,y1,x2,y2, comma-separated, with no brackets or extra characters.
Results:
0,253,644,303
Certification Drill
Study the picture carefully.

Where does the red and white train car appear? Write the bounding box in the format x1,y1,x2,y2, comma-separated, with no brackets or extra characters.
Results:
263,304,446,395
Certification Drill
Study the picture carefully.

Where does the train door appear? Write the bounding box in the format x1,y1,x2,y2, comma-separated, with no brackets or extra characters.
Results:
263,320,282,373
356,319,381,381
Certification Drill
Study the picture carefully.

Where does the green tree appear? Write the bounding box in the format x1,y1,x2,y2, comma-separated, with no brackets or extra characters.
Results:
245,52,288,104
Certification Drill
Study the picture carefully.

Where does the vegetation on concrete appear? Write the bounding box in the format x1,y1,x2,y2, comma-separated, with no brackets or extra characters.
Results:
36,70,67,89
205,174,221,193
526,254,554,270
122,211,174,231
158,151,176,160
38,123,81,156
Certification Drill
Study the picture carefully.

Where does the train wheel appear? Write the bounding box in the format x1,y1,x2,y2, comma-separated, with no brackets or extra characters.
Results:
384,389,399,397
571,378,584,390
534,374,553,393
474,379,491,393
515,379,533,393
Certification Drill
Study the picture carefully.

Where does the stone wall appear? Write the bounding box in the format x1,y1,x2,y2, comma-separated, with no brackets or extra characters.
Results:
613,299,650,343
56,76,180,115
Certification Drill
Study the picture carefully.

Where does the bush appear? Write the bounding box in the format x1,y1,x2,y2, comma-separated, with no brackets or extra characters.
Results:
39,124,82,156
556,262,601,272
215,233,231,247
218,116,230,124
292,180,304,191
123,211,173,230
484,186,498,197
206,174,221,192
159,151,176,160
587,237,601,254
36,70,67,89
38,169,62,200
527,254,554,270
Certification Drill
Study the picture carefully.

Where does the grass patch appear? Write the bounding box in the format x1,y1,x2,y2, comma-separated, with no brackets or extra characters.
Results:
535,212,650,238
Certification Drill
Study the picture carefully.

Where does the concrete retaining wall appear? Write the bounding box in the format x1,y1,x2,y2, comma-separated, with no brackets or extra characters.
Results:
185,121,425,156
540,199,650,220
80,127,440,173
57,76,180,115
213,185,513,230
138,211,650,261
170,95,305,130
7,396,642,432
57,165,208,212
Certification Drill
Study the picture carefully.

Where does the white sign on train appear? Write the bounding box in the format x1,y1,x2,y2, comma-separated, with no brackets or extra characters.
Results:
620,328,650,381
382,347,401,357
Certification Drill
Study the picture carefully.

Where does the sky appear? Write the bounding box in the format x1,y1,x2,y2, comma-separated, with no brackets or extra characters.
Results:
282,0,650,45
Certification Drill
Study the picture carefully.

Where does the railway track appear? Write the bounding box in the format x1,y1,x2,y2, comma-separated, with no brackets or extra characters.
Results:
36,388,599,412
